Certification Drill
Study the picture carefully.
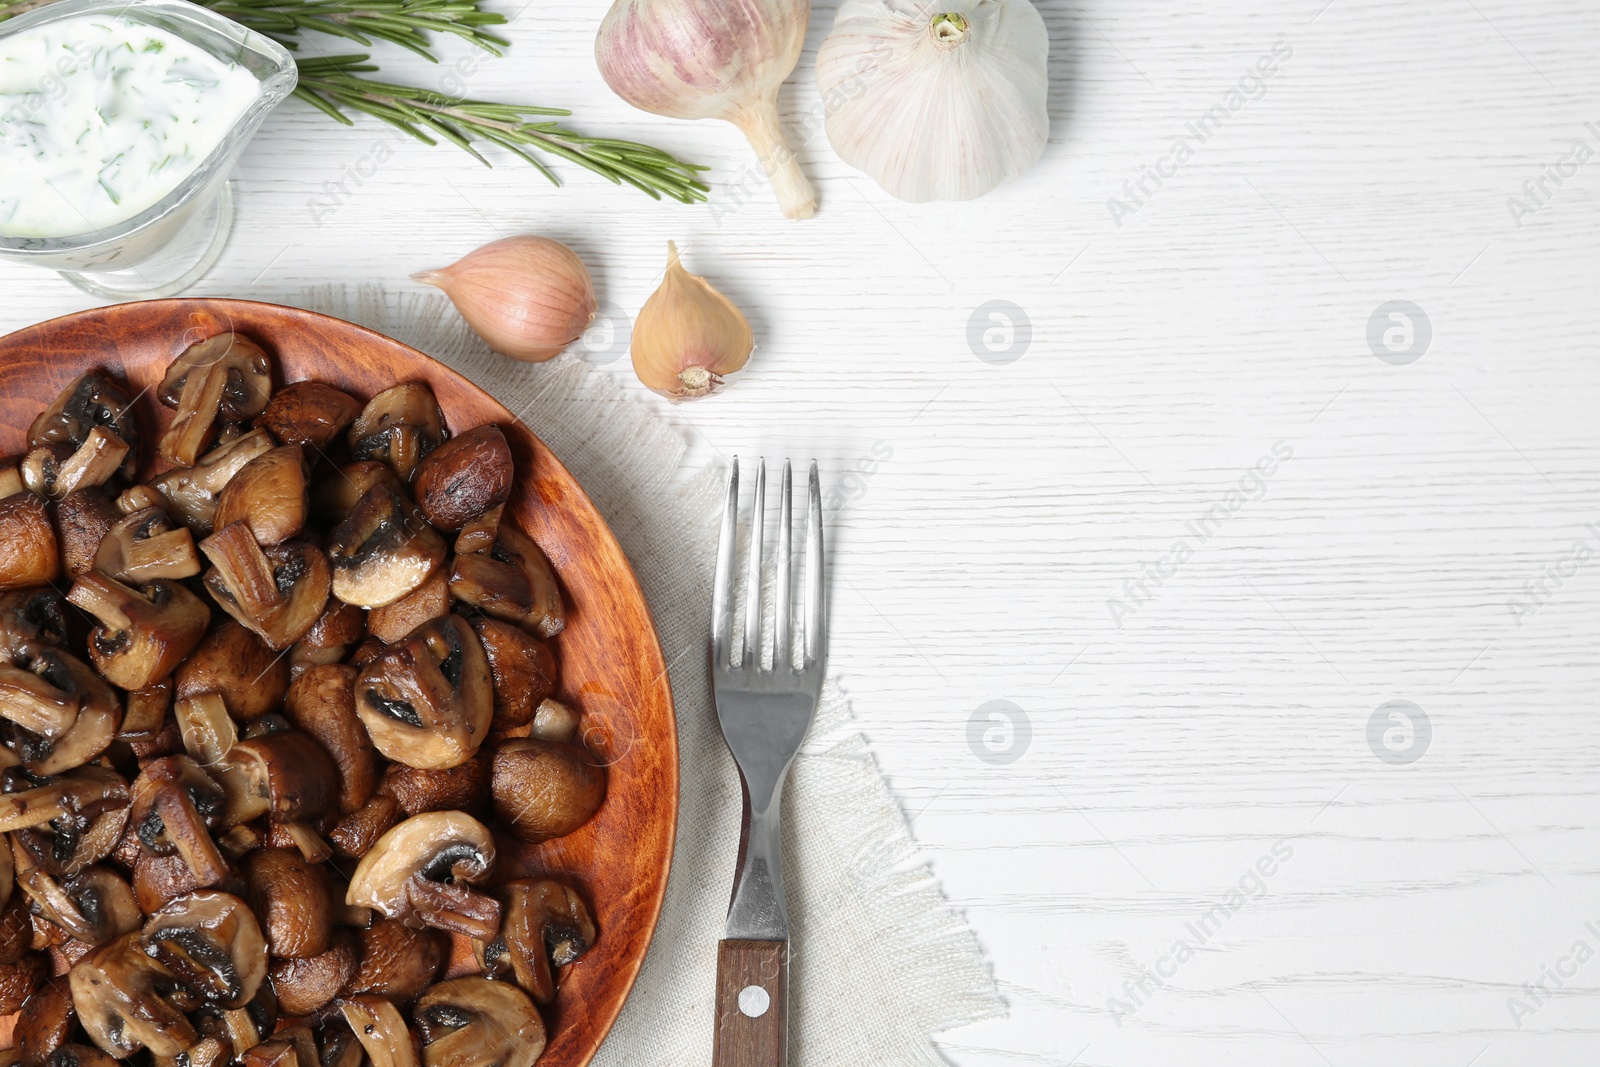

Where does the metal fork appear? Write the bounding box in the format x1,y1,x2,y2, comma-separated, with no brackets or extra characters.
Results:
710,457,825,1067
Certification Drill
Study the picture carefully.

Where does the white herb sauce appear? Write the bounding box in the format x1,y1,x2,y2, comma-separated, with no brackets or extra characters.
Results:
0,15,260,239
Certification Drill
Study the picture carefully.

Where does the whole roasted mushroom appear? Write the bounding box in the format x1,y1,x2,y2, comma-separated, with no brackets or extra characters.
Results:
345,811,499,939
212,445,310,545
326,487,445,609
255,381,362,452
470,618,557,732
283,664,378,814
242,848,330,958
413,977,546,1067
201,524,330,650
449,520,564,638
140,891,267,1008
149,429,274,534
67,573,209,691
28,371,140,481
344,916,445,1001
157,334,274,466
70,930,198,1058
409,425,513,531
56,489,123,578
0,492,61,591
492,737,605,843
266,930,358,1015
175,621,288,722
473,879,596,1004
348,383,447,481
354,616,491,770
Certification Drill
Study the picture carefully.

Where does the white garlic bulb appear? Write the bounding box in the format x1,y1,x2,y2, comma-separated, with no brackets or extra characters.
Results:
816,0,1049,202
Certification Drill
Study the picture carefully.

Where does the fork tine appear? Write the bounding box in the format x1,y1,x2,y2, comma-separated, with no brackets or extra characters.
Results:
712,457,739,667
774,460,793,668
804,460,825,666
741,459,765,670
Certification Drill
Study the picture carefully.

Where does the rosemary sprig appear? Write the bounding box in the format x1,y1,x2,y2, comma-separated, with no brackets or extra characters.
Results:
296,55,710,203
203,0,509,61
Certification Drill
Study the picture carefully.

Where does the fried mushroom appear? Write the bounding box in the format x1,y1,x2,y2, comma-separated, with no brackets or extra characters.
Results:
55,489,122,579
201,524,330,650
91,507,201,584
413,977,546,1067
344,916,445,1002
129,756,228,888
472,879,595,1004
256,381,362,452
0,493,61,591
157,334,273,467
491,737,605,843
325,487,445,610
469,618,557,733
28,371,140,481
175,621,288,722
241,849,330,959
339,995,419,1067
140,891,267,1008
409,425,513,532
212,446,310,546
265,929,357,1015
345,811,498,940
354,616,491,770
348,383,446,482
283,665,377,814
70,930,197,1058
148,428,274,535
67,573,209,691
448,521,564,639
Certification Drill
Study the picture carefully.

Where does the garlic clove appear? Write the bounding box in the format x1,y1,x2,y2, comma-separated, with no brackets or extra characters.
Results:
415,236,598,363
630,242,753,401
816,0,1050,203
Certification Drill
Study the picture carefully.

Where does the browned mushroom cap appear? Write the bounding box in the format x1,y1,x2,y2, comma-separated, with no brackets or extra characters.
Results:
93,508,200,585
283,665,377,814
346,811,499,940
413,977,546,1067
328,793,402,860
469,619,557,733
213,446,310,546
491,738,605,843
343,916,445,1003
0,950,47,1013
141,891,267,1008
29,371,141,482
0,650,122,775
157,334,274,467
0,493,61,591
288,599,366,679
242,848,330,959
409,426,513,532
67,573,209,691
349,383,447,482
265,929,357,1015
22,427,129,501
149,429,274,535
214,731,338,828
448,521,563,639
256,381,363,452
175,621,288,722
340,995,420,1067
16,971,74,1067
0,461,21,500
326,488,445,610
201,525,330,651
71,930,198,1058
473,880,595,1004
46,1044,123,1067
16,858,141,947
354,616,491,771
129,756,228,888
381,752,491,817
366,569,449,645
56,489,122,579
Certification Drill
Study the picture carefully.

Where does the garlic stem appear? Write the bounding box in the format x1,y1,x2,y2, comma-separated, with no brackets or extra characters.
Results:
730,103,816,220
929,11,969,46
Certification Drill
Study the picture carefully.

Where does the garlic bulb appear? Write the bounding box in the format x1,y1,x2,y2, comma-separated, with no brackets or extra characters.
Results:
595,0,816,219
816,0,1049,202
414,237,597,363
631,242,752,400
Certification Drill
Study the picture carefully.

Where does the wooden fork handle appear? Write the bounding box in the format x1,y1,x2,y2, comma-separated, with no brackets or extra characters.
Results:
712,938,788,1067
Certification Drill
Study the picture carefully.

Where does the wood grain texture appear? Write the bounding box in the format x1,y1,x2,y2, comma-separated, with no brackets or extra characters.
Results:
0,300,678,1067
713,939,787,1067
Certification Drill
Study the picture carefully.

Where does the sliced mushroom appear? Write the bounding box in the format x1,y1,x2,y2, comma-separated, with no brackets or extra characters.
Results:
67,573,209,691
129,756,228,888
345,811,499,940
472,879,595,1004
213,731,338,828
0,766,129,846
264,1026,322,1067
328,792,402,860
29,371,140,481
242,848,330,959
55,489,122,578
0,648,82,740
409,425,513,532
149,429,275,535
339,995,419,1067
0,493,61,591
256,380,363,453
469,619,557,733
348,383,447,482
283,665,377,814
354,616,491,770
175,621,288,722
201,524,330,650
158,334,274,467
70,930,198,1058
16,974,75,1067
192,986,278,1061
448,521,563,639
10,789,131,879
213,446,310,546
0,950,47,1013
491,737,605,843
22,428,128,500
238,1040,297,1067
93,508,201,583
16,859,141,947
265,929,357,1015
0,650,122,775
366,569,449,645
413,977,546,1067
288,599,366,679
381,753,490,818
141,891,266,1008
310,460,405,525
326,487,445,610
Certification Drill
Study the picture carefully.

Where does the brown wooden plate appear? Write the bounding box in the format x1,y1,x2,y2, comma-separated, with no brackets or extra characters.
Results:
0,298,678,1067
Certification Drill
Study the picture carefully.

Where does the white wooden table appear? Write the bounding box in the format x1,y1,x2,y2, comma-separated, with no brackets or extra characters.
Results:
5,0,1599,1063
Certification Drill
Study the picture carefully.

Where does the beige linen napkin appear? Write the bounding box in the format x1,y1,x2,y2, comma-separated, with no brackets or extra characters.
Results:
290,287,1003,1065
